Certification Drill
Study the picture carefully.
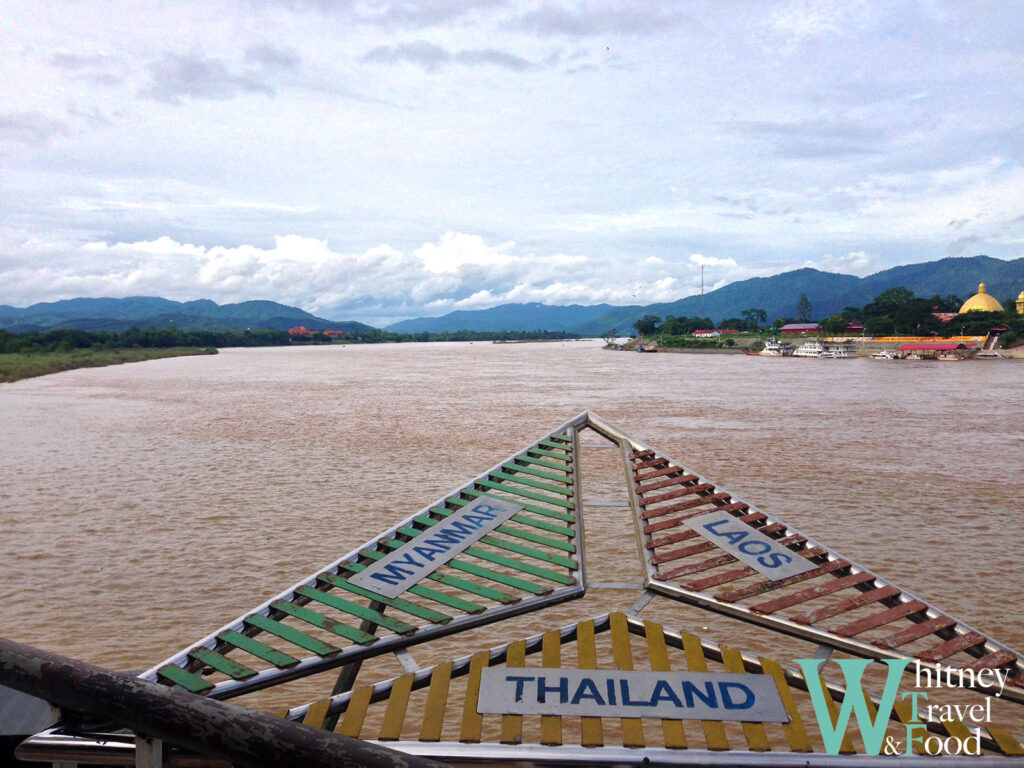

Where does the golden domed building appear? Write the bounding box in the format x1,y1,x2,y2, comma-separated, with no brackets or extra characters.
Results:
1017,290,1024,315
958,283,1004,314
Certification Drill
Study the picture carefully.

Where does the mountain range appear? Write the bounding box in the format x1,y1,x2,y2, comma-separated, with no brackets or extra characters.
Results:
3,255,1021,336
0,297,374,334
385,255,1024,336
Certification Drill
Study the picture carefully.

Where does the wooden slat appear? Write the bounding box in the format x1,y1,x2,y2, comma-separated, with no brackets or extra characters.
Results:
650,512,767,549
302,698,332,728
760,657,812,752
640,492,732,520
790,585,900,625
834,600,928,638
800,667,854,754
988,726,1024,756
538,438,572,451
527,447,573,461
295,585,417,635
643,502,748,534
516,454,574,472
157,664,213,693
636,473,700,493
873,616,957,650
644,620,686,749
679,544,817,590
639,484,716,512
961,649,1018,672
189,647,257,680
609,612,645,748
504,461,572,484
474,478,575,509
338,686,373,738
320,569,462,620
577,619,603,747
715,559,850,603
500,640,527,744
635,457,668,470
917,632,987,663
459,489,577,526
540,630,562,746
941,717,975,742
489,470,574,497
217,630,299,668
434,504,576,553
270,600,378,645
750,571,874,615
243,614,339,656
459,650,489,743
419,661,452,742
379,672,414,740
635,466,697,483
892,699,926,755
721,646,769,751
682,633,727,750
361,543,524,602
654,523,786,565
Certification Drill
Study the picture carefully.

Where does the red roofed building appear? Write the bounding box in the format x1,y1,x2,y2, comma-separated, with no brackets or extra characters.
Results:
288,326,312,337
780,323,820,335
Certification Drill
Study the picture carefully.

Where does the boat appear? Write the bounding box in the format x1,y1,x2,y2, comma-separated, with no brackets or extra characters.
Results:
758,337,793,356
822,340,854,358
792,339,825,357
870,349,902,360
976,351,1005,359
8,411,1024,766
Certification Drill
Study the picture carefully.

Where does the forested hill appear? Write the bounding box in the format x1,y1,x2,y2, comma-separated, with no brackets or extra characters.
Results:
384,255,1024,335
0,296,374,334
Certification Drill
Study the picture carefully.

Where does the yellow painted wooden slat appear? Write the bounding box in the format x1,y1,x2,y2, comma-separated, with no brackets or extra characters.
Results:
644,620,686,749
339,686,374,738
988,726,1024,756
460,650,490,743
500,640,527,744
891,699,925,755
379,672,414,740
301,698,332,728
609,612,645,748
540,630,563,746
419,661,452,742
721,646,770,752
682,633,728,751
577,619,603,748
759,657,812,753
941,718,974,742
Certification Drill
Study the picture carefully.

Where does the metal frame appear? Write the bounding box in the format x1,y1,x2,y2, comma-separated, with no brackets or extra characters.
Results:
583,411,1024,704
138,413,591,700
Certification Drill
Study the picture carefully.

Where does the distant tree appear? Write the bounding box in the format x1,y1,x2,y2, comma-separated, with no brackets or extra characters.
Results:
822,314,848,335
719,317,745,330
601,328,619,346
633,315,661,337
741,308,767,331
796,294,812,323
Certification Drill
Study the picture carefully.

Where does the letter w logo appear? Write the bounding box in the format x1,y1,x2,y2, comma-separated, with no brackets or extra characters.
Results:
795,658,908,755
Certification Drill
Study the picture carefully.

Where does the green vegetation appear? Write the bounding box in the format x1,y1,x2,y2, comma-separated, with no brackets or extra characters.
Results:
1,347,216,384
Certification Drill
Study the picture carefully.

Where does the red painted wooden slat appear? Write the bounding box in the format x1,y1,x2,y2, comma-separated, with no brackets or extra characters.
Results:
750,571,874,615
681,544,824,591
791,585,900,625
961,649,1017,672
873,616,958,650
834,600,928,638
635,466,696,483
640,491,728,519
636,473,700,494
917,632,988,662
647,511,767,550
715,559,851,604
641,501,748,534
639,483,715,511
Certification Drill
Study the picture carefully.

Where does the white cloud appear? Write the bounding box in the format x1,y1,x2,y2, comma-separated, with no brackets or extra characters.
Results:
413,231,515,274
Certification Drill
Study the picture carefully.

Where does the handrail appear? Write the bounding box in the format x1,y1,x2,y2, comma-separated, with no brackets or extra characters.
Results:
0,636,449,768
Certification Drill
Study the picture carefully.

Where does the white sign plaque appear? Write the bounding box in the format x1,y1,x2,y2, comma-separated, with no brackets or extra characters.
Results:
684,510,817,581
477,668,789,722
347,499,522,598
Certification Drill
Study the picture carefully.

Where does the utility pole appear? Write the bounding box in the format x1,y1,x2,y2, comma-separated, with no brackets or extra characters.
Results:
700,265,705,317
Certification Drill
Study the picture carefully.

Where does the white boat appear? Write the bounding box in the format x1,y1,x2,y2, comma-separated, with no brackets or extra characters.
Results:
870,350,901,360
975,351,1005,359
823,340,854,358
758,337,793,356
793,339,825,357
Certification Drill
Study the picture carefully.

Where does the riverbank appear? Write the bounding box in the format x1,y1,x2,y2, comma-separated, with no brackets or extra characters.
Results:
0,347,217,383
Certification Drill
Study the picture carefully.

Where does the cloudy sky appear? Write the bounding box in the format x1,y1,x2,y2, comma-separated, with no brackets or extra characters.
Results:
2,1,1023,325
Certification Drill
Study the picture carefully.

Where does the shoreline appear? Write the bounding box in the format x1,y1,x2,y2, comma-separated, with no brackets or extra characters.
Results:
0,347,217,384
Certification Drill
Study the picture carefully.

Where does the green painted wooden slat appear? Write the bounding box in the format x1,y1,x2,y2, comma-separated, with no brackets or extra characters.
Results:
294,585,417,635
514,455,575,473
394,523,574,584
189,647,258,680
539,438,572,451
418,513,578,568
270,600,378,645
362,543,521,603
550,432,572,442
158,664,214,693
528,447,573,461
458,491,577,534
318,570,469,619
503,462,571,484
244,613,340,656
217,630,300,668
474,478,575,509
433,504,576,553
489,470,574,497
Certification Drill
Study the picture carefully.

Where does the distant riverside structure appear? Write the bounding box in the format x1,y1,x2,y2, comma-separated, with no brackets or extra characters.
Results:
1018,290,1024,315
779,323,820,335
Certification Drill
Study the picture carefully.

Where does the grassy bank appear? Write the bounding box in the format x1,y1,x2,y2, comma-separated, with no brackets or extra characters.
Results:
0,347,217,384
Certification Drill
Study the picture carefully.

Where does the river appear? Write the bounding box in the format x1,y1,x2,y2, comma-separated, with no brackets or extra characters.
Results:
1,340,1021,717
